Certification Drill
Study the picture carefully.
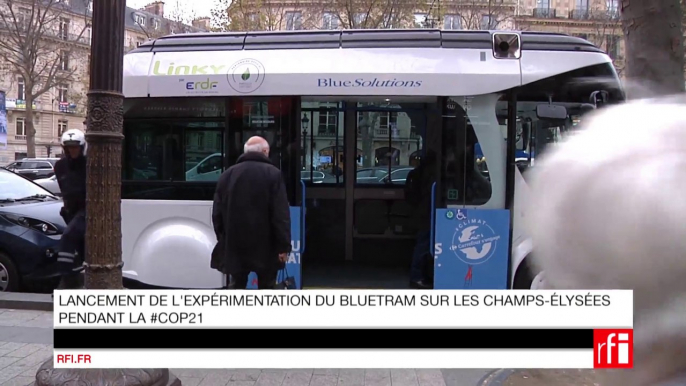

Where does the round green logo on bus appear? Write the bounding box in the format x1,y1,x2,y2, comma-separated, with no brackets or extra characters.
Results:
227,59,265,94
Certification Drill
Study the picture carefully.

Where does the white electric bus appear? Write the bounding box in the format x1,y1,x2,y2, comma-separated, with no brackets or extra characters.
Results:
121,29,623,290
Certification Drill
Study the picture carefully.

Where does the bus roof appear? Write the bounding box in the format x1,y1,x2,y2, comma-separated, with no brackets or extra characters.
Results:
123,29,615,98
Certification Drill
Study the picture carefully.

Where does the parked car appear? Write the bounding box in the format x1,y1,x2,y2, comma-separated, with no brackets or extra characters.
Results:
4,158,60,181
34,175,60,195
355,166,414,185
186,153,222,182
300,170,335,184
0,168,66,292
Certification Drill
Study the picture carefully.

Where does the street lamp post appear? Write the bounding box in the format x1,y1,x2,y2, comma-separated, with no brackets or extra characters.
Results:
35,1,178,385
301,113,310,169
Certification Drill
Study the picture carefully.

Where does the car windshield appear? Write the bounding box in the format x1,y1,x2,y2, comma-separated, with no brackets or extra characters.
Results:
0,169,56,201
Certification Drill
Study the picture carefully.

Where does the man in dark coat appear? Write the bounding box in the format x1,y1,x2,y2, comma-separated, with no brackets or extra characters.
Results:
212,136,291,289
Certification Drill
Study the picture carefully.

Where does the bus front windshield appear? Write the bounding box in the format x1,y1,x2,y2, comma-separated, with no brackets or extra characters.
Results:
511,63,623,177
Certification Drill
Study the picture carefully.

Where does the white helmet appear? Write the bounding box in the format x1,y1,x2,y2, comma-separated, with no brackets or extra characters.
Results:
61,129,86,147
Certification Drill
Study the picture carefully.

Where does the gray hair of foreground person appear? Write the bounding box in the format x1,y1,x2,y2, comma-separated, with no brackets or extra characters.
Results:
525,99,686,386
244,136,269,154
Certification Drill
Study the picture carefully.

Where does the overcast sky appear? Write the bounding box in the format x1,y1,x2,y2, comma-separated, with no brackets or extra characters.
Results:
126,0,217,20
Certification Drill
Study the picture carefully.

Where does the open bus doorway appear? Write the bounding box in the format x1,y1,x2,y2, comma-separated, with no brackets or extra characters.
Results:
299,97,437,289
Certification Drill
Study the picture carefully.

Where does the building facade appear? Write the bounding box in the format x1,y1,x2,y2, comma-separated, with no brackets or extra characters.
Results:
0,0,207,164
515,0,624,75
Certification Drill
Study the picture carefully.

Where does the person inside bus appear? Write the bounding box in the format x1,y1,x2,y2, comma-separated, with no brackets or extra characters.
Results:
405,150,437,289
464,138,492,205
212,136,291,289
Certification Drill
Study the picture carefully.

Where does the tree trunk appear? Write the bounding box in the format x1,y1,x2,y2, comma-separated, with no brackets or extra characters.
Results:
24,95,36,158
621,0,685,98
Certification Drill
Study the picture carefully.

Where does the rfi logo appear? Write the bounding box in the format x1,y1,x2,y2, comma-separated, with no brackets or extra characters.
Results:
593,329,633,368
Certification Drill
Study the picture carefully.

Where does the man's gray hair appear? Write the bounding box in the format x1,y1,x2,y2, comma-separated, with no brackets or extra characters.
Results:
525,99,686,386
244,141,269,154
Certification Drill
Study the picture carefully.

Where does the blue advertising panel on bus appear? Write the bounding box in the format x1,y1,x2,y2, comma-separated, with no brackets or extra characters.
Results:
433,208,510,289
246,206,301,289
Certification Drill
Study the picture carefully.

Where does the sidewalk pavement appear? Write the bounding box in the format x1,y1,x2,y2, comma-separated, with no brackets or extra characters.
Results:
500,370,604,386
0,309,493,386
0,309,609,386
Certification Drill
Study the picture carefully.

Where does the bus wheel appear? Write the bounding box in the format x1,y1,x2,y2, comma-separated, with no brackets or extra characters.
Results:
513,258,546,290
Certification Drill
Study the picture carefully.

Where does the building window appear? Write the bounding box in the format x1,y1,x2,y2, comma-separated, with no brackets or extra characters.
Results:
606,35,620,58
606,0,619,17
59,51,69,71
481,15,496,29
379,112,398,130
17,77,25,100
353,13,365,27
414,13,427,28
285,11,302,30
536,0,550,9
58,84,68,103
245,12,258,23
323,12,338,29
88,1,93,13
17,7,30,25
153,18,161,29
58,120,68,137
15,117,25,137
576,0,590,10
443,14,461,30
58,18,69,40
134,13,146,25
317,111,337,135
382,14,393,28
196,132,205,149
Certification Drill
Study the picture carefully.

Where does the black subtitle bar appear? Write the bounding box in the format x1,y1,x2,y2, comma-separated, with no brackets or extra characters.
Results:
54,329,593,349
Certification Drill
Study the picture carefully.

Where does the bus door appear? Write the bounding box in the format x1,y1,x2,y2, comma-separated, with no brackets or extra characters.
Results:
433,95,512,290
351,100,433,276
300,98,438,288
299,101,347,287
226,97,303,289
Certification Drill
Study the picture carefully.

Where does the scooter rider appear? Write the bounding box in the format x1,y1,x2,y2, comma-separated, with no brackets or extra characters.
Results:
53,128,87,289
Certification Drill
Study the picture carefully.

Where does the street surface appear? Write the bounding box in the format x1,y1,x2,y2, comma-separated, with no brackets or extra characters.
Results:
0,309,492,386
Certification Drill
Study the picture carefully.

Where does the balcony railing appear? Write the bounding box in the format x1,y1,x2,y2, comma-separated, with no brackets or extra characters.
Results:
532,8,557,18
569,9,620,21
316,130,337,137
375,128,389,136
15,135,26,141
58,102,78,114
6,99,39,110
569,9,591,19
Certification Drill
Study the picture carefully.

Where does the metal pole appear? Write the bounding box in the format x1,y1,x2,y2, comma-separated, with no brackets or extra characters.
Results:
35,2,179,385
83,0,126,289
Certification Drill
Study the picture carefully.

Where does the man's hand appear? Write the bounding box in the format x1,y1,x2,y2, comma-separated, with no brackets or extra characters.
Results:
278,253,288,263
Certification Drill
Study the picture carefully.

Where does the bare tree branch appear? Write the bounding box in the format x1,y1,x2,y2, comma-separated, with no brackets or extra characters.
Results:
0,0,91,157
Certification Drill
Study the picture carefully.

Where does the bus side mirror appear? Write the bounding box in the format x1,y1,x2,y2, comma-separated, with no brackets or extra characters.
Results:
536,104,567,121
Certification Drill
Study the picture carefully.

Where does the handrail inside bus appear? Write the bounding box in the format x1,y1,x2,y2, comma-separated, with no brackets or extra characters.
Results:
300,179,306,255
430,181,437,258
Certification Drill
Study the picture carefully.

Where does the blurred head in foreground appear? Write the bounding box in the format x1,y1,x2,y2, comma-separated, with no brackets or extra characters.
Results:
525,98,686,386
